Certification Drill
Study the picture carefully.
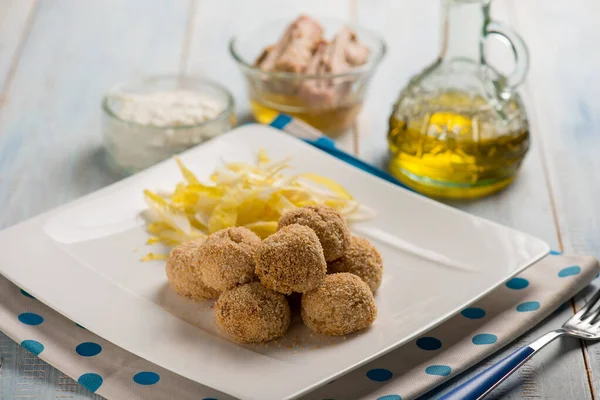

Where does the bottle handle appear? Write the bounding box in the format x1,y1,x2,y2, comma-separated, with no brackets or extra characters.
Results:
484,21,529,99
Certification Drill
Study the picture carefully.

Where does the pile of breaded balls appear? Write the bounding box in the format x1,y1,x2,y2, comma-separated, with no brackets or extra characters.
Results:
166,205,383,343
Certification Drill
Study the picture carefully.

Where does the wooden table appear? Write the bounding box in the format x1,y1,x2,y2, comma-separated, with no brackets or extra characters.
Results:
0,0,598,399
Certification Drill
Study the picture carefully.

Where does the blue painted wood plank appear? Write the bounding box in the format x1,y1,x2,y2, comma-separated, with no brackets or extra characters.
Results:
512,0,600,261
0,3,101,398
0,0,36,97
0,0,191,399
354,1,592,399
0,0,596,399
510,0,600,398
0,0,190,228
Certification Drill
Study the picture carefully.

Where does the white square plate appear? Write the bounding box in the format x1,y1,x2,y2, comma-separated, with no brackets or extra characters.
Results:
0,124,549,400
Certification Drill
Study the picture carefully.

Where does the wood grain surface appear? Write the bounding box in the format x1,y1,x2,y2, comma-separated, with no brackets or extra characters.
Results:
0,0,598,399
0,0,36,97
355,1,593,399
509,1,600,398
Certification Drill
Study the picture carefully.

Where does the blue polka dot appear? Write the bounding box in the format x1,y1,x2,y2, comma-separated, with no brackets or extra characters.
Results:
133,371,160,385
550,250,562,255
461,307,486,319
558,266,581,278
472,333,498,345
78,373,103,393
366,368,393,382
377,396,402,400
76,342,102,357
21,340,44,356
516,301,540,312
20,289,35,299
506,277,529,290
18,313,43,326
416,337,442,351
425,365,452,376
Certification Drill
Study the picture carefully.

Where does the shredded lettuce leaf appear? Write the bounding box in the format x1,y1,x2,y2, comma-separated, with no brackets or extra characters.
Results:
142,150,375,246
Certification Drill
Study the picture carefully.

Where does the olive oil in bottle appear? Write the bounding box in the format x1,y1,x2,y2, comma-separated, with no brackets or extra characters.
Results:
388,91,529,199
387,0,530,199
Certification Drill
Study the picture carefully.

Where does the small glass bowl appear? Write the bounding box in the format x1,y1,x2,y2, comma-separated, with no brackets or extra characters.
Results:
102,75,235,175
230,18,386,137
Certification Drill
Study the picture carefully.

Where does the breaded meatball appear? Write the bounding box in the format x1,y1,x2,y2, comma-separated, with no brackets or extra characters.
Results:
255,224,326,294
301,273,377,336
327,236,383,293
215,282,290,343
197,227,261,291
166,239,220,300
278,205,351,261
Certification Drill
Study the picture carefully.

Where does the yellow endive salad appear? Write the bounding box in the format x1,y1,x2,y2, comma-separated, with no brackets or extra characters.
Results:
142,150,375,247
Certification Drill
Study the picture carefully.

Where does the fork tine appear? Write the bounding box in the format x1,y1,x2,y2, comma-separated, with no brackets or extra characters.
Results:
587,303,600,325
590,311,600,325
579,289,600,320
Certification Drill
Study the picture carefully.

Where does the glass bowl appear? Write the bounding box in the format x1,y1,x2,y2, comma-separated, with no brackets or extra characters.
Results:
102,75,235,175
230,18,386,137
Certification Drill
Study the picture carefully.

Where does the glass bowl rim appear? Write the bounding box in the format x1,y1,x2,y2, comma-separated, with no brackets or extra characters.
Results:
101,75,235,130
229,17,387,80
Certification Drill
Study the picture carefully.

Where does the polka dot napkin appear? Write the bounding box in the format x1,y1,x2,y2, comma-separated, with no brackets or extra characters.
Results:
0,253,597,400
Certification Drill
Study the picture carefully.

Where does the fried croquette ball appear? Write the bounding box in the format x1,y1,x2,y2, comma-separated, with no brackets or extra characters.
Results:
166,239,221,300
215,282,290,343
255,224,326,294
327,236,383,293
197,227,261,291
278,205,351,261
301,273,377,336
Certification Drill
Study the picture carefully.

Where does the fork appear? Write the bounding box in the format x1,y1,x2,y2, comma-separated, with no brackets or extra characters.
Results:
440,289,600,400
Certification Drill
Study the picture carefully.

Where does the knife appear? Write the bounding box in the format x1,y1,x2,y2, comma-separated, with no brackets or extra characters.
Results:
268,114,412,191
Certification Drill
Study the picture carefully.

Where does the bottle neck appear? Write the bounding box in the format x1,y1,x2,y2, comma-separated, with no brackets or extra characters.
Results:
439,0,491,62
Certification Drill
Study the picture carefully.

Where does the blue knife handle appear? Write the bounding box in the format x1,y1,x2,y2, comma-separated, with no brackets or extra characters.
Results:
439,346,536,400
303,137,411,190
268,113,413,191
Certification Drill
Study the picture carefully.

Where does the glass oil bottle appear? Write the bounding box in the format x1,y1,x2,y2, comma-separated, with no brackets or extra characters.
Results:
388,0,530,199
